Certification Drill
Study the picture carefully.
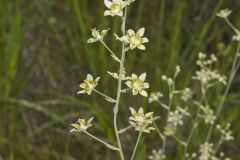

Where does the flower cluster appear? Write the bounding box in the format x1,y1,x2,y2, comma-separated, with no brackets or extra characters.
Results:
77,74,100,95
129,107,155,133
164,107,189,136
217,123,234,142
148,92,163,103
125,73,149,97
70,117,94,132
148,149,166,160
193,52,226,85
200,106,216,125
199,142,216,160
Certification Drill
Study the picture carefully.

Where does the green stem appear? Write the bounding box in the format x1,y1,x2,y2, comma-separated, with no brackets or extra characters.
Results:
224,18,240,35
113,7,128,160
153,121,165,140
130,132,142,160
100,40,119,59
162,76,176,153
84,131,119,151
206,41,240,141
93,89,116,102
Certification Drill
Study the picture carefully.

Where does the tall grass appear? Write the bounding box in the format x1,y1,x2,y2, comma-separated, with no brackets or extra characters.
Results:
0,0,240,159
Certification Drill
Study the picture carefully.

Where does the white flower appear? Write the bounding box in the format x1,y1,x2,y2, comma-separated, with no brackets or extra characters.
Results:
87,28,109,43
125,73,149,97
164,107,189,136
148,149,166,160
232,34,240,41
201,106,216,125
181,88,192,101
104,0,127,17
148,92,163,103
120,28,149,50
199,142,215,160
217,123,234,141
193,52,226,85
70,117,94,132
77,74,100,95
164,124,176,136
216,9,232,18
168,110,184,126
129,107,155,133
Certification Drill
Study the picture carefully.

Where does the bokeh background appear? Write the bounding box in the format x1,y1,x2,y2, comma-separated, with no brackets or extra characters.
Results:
1,0,240,159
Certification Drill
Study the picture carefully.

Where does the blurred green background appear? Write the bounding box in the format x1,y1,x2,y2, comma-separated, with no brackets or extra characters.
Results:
0,0,240,159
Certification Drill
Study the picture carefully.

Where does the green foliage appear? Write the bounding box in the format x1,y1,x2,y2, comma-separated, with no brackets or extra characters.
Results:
0,0,240,159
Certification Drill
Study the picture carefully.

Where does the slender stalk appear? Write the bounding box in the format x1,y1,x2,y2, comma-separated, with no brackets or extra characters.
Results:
118,125,133,134
130,132,142,160
93,89,116,102
213,139,223,155
182,116,201,160
162,76,176,152
182,97,204,160
153,121,165,140
173,135,186,146
206,42,240,141
224,18,240,35
113,7,128,160
84,131,119,151
100,40,119,59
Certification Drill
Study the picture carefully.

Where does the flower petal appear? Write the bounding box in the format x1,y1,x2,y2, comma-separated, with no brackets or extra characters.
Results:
138,107,144,114
87,117,94,124
77,90,86,94
87,74,93,81
141,37,149,43
140,90,148,97
104,0,112,8
117,10,123,17
127,29,135,37
132,89,138,95
130,43,136,50
104,10,111,16
137,44,146,50
87,38,98,43
143,82,150,88
137,28,145,37
131,74,138,80
129,107,137,115
139,73,146,81
125,81,132,88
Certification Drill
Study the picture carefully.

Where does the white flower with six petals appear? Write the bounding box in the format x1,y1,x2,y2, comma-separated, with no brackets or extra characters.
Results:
70,117,94,132
120,28,149,50
125,73,149,97
77,74,100,95
104,0,127,17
